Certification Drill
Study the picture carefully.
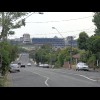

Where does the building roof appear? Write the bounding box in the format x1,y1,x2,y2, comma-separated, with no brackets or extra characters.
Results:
72,54,80,59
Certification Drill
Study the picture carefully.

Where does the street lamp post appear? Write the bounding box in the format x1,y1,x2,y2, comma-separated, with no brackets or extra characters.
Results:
52,27,64,39
52,27,65,48
69,36,75,69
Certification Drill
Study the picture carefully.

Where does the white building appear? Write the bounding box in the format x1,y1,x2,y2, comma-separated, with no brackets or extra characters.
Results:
65,36,77,47
23,33,31,44
65,36,74,46
20,37,23,42
15,38,20,42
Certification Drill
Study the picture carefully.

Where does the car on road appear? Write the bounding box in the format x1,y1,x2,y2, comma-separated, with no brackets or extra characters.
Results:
9,64,20,73
76,62,89,71
20,64,26,68
39,64,49,68
27,63,31,66
18,62,21,65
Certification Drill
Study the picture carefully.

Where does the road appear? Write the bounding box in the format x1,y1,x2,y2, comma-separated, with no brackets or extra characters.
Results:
10,53,100,87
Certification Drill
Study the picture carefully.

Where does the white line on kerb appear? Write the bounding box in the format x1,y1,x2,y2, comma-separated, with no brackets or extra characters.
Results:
29,71,50,87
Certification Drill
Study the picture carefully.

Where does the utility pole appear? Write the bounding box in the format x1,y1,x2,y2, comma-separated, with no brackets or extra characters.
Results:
0,53,2,68
70,36,73,69
1,12,5,41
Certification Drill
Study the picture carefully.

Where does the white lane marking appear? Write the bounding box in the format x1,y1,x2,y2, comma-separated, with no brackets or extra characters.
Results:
52,70,97,82
26,70,50,87
45,77,49,87
74,74,97,81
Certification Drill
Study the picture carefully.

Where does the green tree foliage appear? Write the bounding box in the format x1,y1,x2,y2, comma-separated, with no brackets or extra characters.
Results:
79,50,91,63
92,12,100,36
34,44,52,65
57,47,79,67
87,54,96,70
86,36,100,54
0,12,29,40
0,42,19,76
78,35,100,68
77,31,89,50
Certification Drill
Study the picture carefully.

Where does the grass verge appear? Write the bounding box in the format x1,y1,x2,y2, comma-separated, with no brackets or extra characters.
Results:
0,73,11,87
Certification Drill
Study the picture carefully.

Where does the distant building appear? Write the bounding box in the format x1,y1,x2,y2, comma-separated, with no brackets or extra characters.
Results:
32,37,65,49
20,37,23,42
9,39,21,45
15,38,20,42
23,33,31,44
65,36,77,47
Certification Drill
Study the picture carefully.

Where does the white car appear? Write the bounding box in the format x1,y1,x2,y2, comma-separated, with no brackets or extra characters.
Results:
9,64,20,72
39,64,49,68
27,63,31,66
76,62,89,71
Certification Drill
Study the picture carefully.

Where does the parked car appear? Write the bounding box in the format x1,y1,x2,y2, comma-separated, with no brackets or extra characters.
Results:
76,62,89,71
43,64,49,68
27,63,31,66
39,64,49,68
9,64,20,73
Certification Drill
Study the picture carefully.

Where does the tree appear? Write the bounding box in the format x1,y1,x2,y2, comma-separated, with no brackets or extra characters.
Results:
86,36,100,54
92,12,100,36
79,50,91,63
56,47,77,67
33,44,53,65
0,42,19,76
0,12,29,40
87,54,96,70
77,31,89,50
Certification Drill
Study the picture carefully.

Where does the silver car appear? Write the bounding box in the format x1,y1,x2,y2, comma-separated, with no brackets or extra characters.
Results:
76,62,89,71
9,64,20,73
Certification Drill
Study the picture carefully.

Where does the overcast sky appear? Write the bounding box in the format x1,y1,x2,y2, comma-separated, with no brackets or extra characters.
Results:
8,12,96,39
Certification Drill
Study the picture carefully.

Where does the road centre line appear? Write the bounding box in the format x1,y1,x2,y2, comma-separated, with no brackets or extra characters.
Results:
24,69,50,87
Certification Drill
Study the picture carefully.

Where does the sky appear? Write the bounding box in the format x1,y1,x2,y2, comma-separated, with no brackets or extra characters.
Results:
8,12,96,39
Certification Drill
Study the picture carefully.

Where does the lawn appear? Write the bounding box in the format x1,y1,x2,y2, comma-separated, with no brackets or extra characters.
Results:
0,73,10,87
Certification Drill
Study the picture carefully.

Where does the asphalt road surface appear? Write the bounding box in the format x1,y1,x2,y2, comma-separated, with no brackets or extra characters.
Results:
10,53,100,87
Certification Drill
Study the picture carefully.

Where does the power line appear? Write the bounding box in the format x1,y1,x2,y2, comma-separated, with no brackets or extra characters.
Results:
26,16,93,23
24,12,43,20
57,28,95,33
31,27,95,35
47,27,94,35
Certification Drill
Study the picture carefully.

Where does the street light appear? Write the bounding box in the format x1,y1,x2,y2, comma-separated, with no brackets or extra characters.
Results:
23,12,44,20
38,12,44,14
52,27,64,39
52,27,65,49
69,36,76,69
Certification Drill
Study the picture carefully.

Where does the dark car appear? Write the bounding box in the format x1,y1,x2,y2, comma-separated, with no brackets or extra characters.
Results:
20,64,25,68
18,62,21,65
